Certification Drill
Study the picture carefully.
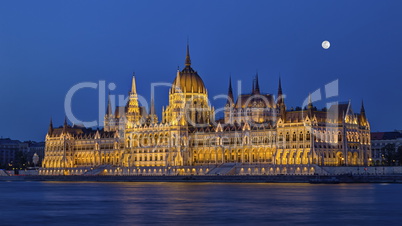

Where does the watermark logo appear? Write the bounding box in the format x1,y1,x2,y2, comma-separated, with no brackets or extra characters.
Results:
63,78,341,132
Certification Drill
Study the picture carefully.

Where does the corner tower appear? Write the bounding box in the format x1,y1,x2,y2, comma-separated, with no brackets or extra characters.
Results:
126,73,142,127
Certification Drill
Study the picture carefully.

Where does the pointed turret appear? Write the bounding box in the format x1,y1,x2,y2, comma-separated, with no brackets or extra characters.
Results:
306,93,315,119
251,78,255,94
127,73,141,125
150,98,155,116
62,116,68,134
359,100,367,125
277,77,284,105
147,97,158,124
254,73,260,94
63,116,68,128
277,77,286,121
360,100,366,118
174,67,181,91
104,94,113,131
162,106,165,123
307,93,313,110
226,76,234,107
106,93,113,116
131,73,137,94
48,117,53,135
185,43,191,67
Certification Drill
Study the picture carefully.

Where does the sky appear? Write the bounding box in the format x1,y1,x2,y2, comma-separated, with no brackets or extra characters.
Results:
0,0,401,141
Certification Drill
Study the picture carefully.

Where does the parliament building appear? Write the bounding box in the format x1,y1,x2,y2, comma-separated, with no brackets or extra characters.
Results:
40,46,371,176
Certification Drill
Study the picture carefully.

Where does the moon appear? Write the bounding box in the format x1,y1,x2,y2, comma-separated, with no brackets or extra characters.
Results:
322,40,330,49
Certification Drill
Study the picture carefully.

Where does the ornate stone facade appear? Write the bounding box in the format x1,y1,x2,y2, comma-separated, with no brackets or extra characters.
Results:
41,45,371,175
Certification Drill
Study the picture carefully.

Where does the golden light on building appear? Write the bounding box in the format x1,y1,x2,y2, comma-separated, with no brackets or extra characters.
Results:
40,45,371,176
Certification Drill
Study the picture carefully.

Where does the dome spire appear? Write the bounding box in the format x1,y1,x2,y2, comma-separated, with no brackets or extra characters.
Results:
185,41,191,66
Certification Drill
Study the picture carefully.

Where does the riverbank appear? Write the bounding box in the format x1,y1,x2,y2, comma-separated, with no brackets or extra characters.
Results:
2,174,402,183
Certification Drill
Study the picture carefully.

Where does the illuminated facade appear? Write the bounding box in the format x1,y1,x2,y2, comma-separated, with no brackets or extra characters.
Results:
41,45,371,175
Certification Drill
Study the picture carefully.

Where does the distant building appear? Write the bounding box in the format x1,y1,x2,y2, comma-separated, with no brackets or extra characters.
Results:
41,45,371,175
0,138,29,168
25,141,45,167
0,139,45,169
371,131,402,165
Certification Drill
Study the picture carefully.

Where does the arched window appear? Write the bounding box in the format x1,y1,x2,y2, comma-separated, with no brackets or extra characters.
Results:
292,132,297,141
286,133,290,142
306,131,311,141
299,132,304,141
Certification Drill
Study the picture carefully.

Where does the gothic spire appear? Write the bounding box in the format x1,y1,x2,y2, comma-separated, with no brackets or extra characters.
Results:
62,116,68,134
147,97,158,124
106,93,113,116
277,76,284,105
48,117,53,135
251,78,255,94
130,73,137,94
185,43,191,67
127,73,141,124
226,76,234,107
64,116,68,128
360,100,366,120
150,97,155,116
307,93,313,110
277,77,286,120
255,73,260,94
175,67,181,91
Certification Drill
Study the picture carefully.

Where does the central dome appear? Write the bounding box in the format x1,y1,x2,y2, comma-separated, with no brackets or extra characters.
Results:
172,66,207,94
171,45,207,94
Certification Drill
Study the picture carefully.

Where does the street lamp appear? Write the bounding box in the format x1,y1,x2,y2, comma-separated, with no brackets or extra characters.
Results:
33,153,39,169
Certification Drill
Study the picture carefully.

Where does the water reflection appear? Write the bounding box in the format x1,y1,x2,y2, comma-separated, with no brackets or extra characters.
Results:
0,182,401,225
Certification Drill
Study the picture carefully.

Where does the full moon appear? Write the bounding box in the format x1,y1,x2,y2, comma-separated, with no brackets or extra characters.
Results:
322,40,330,49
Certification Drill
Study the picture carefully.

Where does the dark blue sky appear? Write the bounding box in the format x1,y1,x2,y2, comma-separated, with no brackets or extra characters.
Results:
1,0,401,141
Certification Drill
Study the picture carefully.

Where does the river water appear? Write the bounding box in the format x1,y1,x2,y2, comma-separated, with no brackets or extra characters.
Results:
0,181,401,225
